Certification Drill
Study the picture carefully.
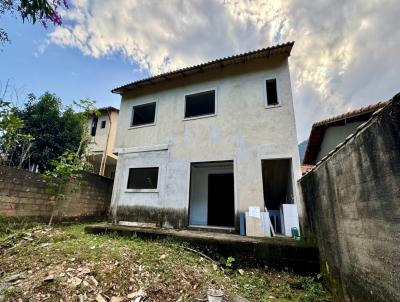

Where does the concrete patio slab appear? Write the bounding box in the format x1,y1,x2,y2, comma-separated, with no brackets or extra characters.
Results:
85,223,320,274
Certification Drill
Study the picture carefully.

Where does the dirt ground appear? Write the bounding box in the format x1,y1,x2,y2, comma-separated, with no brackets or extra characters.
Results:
0,223,331,302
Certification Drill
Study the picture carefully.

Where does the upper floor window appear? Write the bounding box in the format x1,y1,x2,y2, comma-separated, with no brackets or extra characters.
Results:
184,90,216,119
127,167,159,190
91,117,98,136
101,120,106,128
265,78,279,106
131,102,156,127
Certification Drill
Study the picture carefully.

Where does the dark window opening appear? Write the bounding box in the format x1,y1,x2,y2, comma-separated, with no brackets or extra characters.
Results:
131,102,156,127
185,90,215,118
127,167,159,189
101,120,106,128
266,79,279,106
91,117,98,136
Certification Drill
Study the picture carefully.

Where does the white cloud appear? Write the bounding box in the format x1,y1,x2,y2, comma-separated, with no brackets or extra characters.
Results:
48,0,400,140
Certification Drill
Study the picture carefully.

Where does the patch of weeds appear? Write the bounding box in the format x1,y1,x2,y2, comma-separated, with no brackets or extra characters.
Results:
233,271,269,299
225,256,235,269
0,231,25,248
1,286,21,300
298,275,328,302
0,224,332,302
0,217,42,240
282,284,293,300
49,231,77,243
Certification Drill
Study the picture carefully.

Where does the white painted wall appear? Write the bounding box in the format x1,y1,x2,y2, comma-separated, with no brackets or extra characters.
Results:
111,55,302,228
280,204,300,236
316,122,364,162
111,148,169,215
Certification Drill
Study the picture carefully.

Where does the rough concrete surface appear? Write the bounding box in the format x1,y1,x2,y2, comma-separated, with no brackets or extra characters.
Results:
85,223,320,274
299,94,400,301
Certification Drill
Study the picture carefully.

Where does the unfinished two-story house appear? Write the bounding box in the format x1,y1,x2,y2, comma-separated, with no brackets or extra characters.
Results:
87,107,119,178
110,42,301,234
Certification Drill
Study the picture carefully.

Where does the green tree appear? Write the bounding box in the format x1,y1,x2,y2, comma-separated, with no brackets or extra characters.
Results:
15,92,85,172
43,99,97,225
0,94,33,167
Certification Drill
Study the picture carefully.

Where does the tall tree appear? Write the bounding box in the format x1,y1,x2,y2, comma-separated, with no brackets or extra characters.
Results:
0,90,33,167
15,92,85,172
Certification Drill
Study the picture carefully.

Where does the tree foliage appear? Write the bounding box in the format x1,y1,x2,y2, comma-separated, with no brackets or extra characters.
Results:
0,0,68,46
0,94,33,167
42,98,97,225
13,92,88,172
0,91,96,173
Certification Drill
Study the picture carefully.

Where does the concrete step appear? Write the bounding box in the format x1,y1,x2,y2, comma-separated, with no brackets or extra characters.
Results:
85,223,320,274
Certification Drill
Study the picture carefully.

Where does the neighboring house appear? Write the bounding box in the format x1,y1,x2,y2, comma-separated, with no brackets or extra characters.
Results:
87,107,119,178
110,42,302,233
303,101,388,168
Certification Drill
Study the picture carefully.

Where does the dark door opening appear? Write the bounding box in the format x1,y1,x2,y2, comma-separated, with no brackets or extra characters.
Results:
261,159,293,234
207,173,234,227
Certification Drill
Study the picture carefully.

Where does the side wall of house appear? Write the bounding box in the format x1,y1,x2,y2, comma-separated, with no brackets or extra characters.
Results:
0,166,113,222
88,110,119,157
316,121,363,162
299,95,400,301
111,55,301,228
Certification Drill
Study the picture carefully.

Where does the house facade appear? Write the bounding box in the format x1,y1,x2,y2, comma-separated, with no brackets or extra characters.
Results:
87,107,119,178
110,42,302,232
303,101,388,166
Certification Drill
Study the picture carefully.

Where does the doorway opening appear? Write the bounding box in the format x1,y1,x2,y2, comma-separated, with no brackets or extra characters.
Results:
189,161,234,228
261,159,294,234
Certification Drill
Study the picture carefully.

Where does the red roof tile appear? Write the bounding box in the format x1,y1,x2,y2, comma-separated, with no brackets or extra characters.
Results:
303,100,389,165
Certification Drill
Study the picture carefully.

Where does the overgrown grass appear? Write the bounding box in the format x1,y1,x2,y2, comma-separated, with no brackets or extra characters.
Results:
0,217,44,239
0,223,332,301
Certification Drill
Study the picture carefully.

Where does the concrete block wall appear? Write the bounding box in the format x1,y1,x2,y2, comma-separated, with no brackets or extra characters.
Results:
0,165,113,222
299,94,400,301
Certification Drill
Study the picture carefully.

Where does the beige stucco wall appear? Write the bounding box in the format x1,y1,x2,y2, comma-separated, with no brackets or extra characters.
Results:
88,110,119,158
111,54,301,228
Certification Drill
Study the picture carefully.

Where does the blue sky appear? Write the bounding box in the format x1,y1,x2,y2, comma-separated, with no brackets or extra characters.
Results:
1,14,147,109
1,0,399,141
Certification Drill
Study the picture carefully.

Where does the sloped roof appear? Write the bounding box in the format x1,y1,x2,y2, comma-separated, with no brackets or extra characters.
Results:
98,106,119,112
112,42,294,94
303,98,392,165
313,101,388,127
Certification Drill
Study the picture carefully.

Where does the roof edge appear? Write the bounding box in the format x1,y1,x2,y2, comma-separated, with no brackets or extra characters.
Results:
112,42,294,94
303,99,390,165
301,92,400,177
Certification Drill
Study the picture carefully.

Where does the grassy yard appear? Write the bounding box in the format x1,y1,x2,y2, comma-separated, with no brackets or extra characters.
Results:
0,222,331,302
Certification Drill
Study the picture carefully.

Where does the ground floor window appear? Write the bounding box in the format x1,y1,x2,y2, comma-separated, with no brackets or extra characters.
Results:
127,167,159,189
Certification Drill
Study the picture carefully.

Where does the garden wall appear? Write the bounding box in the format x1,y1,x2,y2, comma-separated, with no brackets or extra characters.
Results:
0,165,113,222
299,93,400,301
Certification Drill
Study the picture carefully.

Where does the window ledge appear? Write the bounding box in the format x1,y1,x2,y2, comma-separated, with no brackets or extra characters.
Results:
125,189,159,193
183,113,216,121
264,104,282,110
129,123,156,130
